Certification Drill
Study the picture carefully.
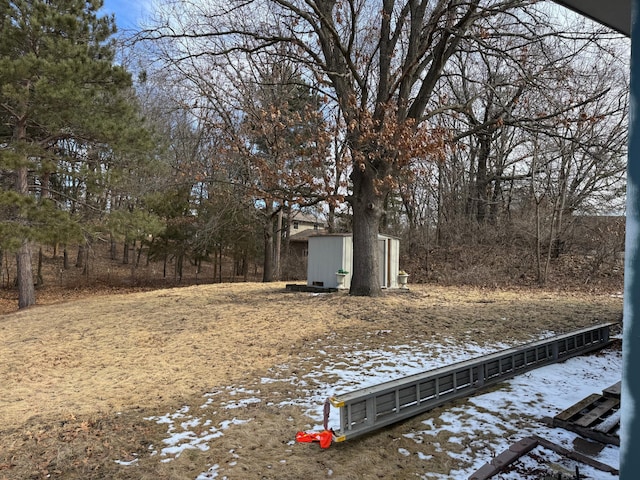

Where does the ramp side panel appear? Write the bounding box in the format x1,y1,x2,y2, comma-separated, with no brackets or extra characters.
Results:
335,323,615,440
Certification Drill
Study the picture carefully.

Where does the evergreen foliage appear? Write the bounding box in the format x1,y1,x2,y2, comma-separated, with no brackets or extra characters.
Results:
0,0,151,307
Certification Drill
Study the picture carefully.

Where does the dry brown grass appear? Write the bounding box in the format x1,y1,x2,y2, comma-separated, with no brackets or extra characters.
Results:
0,282,623,479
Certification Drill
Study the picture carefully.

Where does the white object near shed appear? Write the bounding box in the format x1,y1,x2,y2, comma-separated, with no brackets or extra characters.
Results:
307,233,401,289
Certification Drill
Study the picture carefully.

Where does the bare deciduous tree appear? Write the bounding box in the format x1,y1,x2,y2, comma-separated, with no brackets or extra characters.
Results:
142,0,540,295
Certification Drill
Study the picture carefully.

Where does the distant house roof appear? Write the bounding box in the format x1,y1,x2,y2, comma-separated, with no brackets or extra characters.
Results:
291,211,326,226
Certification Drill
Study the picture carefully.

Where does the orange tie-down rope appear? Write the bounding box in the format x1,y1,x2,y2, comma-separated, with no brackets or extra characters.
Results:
295,398,341,449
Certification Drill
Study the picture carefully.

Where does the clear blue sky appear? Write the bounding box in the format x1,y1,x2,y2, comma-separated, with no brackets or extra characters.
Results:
101,0,153,31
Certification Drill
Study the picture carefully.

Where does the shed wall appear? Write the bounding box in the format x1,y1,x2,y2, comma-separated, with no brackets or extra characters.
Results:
307,234,401,289
307,235,352,288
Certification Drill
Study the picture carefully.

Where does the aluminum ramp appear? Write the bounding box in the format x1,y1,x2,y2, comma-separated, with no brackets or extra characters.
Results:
329,323,616,442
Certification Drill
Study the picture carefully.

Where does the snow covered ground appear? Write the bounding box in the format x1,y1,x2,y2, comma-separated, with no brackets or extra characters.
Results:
138,332,622,479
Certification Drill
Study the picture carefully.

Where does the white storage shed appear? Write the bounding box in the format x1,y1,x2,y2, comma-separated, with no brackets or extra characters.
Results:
307,233,401,289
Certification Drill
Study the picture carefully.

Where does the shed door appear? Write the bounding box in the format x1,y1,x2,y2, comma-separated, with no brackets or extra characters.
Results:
378,239,387,287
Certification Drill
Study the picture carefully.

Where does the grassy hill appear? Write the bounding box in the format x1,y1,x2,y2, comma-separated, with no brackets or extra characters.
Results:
0,281,623,479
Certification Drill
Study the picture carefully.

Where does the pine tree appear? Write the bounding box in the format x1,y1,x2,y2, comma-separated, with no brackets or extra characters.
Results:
0,0,142,308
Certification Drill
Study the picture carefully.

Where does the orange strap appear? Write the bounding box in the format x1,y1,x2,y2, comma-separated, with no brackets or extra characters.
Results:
296,430,333,449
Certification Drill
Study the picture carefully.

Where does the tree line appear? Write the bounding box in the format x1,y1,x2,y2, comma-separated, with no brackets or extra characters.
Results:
0,0,629,308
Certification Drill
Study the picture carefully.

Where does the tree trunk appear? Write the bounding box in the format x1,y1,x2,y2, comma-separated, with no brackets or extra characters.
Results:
82,242,90,276
122,240,129,264
15,160,36,308
489,165,503,225
262,201,275,282
475,134,490,224
243,248,249,282
16,240,35,309
135,240,144,267
212,245,218,281
177,254,183,282
131,240,138,281
76,244,85,268
349,166,383,297
274,207,283,280
531,152,545,285
36,247,44,287
535,198,545,285
110,234,117,260
282,208,292,281
551,152,570,258
327,203,336,233
262,227,274,282
436,162,444,247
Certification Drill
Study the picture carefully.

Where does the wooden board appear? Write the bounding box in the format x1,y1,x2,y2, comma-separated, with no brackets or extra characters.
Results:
468,437,539,480
573,397,619,427
552,417,620,446
594,409,621,434
603,381,621,399
551,385,621,446
555,393,601,422
469,435,619,479
533,435,619,475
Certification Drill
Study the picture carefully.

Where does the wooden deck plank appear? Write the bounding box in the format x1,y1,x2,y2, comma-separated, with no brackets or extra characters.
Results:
603,381,621,398
555,393,601,421
552,417,620,446
574,397,620,427
594,409,621,434
533,435,619,475
468,437,539,480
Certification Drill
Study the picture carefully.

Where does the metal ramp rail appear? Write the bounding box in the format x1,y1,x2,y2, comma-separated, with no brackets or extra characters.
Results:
329,323,616,442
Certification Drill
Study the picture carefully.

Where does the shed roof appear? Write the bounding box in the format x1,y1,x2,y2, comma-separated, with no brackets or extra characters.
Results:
306,232,401,240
